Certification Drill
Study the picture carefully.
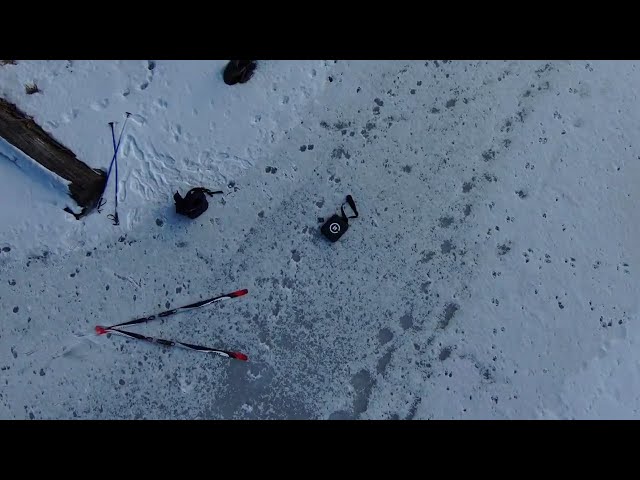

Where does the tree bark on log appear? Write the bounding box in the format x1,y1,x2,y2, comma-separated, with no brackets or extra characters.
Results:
0,97,106,214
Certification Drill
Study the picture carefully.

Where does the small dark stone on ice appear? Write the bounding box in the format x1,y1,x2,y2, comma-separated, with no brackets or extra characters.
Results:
300,145,307,152
2,246,11,252
308,145,314,150
155,218,164,227
119,379,125,385
13,306,19,313
223,60,256,86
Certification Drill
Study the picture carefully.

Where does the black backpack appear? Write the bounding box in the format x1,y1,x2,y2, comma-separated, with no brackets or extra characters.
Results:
174,187,223,219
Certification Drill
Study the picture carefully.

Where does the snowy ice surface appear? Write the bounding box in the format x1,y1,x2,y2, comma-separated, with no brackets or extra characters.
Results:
0,60,638,419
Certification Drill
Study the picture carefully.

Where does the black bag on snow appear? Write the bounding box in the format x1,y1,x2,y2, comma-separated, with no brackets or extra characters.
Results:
174,187,223,219
320,195,359,242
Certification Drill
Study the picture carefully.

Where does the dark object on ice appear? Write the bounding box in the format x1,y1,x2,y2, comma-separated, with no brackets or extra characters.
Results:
321,195,359,243
223,61,257,85
174,187,223,219
64,206,88,220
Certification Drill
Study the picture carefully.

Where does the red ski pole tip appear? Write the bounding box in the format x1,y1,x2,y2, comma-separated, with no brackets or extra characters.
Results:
232,352,249,361
230,289,249,298
95,326,108,335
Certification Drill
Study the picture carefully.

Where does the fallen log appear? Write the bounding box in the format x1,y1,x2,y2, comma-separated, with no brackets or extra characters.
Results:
0,97,106,217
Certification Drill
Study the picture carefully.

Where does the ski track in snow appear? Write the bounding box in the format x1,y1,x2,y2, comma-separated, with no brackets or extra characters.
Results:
0,60,639,419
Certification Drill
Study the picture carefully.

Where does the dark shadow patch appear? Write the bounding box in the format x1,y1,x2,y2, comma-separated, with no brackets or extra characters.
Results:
378,327,393,345
419,251,435,264
440,240,455,254
439,303,459,329
331,147,351,160
482,149,496,162
405,398,421,420
377,349,394,375
399,312,414,330
438,216,454,228
462,182,474,193
439,346,452,361
351,369,375,416
497,243,511,256
329,410,354,420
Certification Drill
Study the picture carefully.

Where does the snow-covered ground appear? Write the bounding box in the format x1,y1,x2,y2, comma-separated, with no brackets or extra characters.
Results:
0,60,638,419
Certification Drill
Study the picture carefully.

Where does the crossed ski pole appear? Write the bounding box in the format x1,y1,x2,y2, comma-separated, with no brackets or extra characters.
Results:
95,288,249,361
98,112,131,225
